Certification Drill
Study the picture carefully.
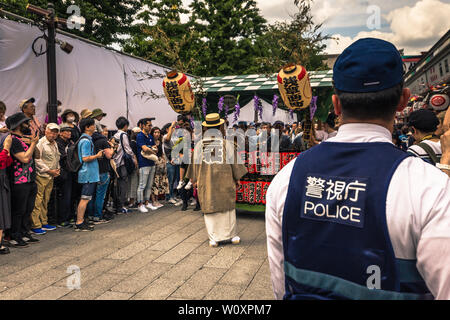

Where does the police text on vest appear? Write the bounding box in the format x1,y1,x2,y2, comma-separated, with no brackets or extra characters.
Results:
301,175,368,228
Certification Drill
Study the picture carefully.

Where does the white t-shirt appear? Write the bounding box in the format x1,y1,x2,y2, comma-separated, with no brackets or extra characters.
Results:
0,116,7,129
266,123,450,299
407,140,442,165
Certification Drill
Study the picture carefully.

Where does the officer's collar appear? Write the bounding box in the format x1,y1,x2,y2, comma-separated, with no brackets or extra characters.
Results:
330,123,393,144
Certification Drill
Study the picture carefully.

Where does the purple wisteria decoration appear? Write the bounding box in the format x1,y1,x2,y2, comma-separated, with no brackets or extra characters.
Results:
190,117,195,129
233,102,241,123
289,109,294,119
202,98,207,118
272,95,279,116
218,96,224,113
224,105,229,120
309,96,318,121
254,95,263,121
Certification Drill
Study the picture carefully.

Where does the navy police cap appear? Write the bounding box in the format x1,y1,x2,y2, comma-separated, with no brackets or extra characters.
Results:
333,38,404,93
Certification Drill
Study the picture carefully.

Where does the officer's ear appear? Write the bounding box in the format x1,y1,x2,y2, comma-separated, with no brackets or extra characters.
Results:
332,95,342,116
396,88,410,112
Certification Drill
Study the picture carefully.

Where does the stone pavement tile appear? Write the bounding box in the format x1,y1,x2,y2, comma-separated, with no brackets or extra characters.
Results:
111,229,157,244
241,232,268,259
59,238,126,258
82,273,127,292
0,270,68,300
52,259,122,287
238,223,266,243
204,246,246,269
189,241,221,256
248,260,272,290
184,228,209,244
219,258,265,287
135,277,185,300
59,287,106,300
49,240,132,274
141,224,184,242
0,281,21,293
240,287,274,300
154,242,201,264
96,291,134,300
160,254,212,282
107,249,165,275
204,284,247,300
170,267,227,300
240,260,273,300
149,232,191,251
107,240,159,260
110,262,172,293
5,255,75,283
172,214,200,227
183,216,205,227
25,286,73,300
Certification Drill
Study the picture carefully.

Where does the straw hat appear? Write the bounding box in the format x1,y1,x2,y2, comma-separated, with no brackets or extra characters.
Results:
80,109,93,119
202,113,225,127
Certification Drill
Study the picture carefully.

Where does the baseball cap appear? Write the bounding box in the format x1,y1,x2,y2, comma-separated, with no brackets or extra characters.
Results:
46,123,60,131
333,38,404,93
19,97,35,110
59,124,72,132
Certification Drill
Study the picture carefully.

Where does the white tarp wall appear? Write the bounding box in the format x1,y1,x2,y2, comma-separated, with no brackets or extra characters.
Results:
237,99,298,125
0,18,179,129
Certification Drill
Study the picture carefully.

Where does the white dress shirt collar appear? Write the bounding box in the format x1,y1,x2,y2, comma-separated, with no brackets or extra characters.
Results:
326,123,393,144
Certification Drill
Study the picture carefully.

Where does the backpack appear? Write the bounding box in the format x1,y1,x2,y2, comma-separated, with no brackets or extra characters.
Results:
119,133,135,175
66,136,90,173
417,142,441,166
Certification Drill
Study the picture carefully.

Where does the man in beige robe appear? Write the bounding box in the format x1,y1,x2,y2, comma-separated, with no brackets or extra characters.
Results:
187,113,247,247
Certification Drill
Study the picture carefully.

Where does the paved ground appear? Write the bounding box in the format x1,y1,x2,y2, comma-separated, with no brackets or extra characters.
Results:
0,204,274,300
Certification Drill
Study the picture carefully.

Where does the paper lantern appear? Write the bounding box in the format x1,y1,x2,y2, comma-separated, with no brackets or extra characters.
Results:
163,71,195,114
277,64,312,110
429,94,449,111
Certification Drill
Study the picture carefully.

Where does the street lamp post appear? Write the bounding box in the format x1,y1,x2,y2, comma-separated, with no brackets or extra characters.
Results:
26,2,70,124
46,2,58,124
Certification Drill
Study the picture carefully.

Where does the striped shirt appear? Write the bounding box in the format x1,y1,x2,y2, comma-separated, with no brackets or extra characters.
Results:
407,140,442,165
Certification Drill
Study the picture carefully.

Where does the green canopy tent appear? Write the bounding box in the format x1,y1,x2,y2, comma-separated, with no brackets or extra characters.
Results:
193,70,334,123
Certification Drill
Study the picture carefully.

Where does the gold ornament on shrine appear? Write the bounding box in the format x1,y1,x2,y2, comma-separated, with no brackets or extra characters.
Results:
277,64,312,110
163,71,195,114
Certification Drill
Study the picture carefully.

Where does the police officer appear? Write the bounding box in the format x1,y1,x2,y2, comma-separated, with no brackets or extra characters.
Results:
265,38,450,300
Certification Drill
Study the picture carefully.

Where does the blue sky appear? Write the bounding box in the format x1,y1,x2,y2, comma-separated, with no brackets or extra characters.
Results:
255,0,450,54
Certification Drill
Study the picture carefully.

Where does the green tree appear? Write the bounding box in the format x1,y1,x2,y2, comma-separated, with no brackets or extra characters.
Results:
254,0,332,74
1,0,142,46
123,0,204,73
188,0,267,76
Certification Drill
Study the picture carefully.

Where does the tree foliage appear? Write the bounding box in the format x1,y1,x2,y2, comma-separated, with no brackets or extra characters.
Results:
2,0,332,75
188,0,267,76
123,0,204,74
254,0,332,74
1,0,142,46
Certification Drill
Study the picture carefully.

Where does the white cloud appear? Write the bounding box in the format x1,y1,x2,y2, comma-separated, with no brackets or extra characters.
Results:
325,0,450,54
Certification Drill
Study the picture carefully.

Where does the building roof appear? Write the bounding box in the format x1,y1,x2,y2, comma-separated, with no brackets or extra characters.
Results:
405,29,450,83
197,70,333,93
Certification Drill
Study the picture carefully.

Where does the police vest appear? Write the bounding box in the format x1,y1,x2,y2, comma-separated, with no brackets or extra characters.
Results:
282,142,433,300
